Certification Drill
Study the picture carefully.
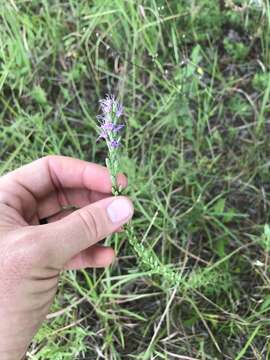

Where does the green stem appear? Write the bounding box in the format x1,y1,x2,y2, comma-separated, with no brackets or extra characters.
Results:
106,146,221,291
124,222,182,287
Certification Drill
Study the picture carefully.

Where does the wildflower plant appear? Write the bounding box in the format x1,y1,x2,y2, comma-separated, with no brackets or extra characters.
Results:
97,94,183,288
96,95,223,291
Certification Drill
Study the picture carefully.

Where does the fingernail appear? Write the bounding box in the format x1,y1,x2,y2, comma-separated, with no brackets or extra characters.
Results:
107,198,133,223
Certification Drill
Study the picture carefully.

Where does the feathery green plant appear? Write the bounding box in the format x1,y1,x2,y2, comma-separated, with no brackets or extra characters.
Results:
96,95,182,287
96,94,226,291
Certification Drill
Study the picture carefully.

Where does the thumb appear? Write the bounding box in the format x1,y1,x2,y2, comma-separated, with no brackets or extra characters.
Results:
39,196,133,267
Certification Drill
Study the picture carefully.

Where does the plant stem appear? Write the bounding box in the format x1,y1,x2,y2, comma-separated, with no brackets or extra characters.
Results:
106,154,182,287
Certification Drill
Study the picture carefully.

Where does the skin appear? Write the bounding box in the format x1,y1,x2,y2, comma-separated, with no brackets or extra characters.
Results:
0,155,134,360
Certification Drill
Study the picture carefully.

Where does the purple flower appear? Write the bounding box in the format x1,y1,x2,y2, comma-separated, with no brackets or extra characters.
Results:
99,94,115,114
101,123,115,131
110,139,120,148
97,131,107,141
101,123,124,132
116,103,123,118
114,124,125,132
99,94,124,118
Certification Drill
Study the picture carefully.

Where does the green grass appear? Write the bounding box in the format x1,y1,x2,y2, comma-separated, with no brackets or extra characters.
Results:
1,0,270,358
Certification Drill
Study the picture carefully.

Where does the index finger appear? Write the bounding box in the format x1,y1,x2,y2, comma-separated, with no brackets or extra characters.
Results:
1,155,127,199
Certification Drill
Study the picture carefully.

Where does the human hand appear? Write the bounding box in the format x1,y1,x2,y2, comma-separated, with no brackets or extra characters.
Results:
0,156,133,360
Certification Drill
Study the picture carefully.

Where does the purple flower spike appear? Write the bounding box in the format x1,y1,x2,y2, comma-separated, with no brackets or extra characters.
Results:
97,94,124,148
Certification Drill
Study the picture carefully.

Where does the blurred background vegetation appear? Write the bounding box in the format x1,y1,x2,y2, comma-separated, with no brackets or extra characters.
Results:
1,0,270,359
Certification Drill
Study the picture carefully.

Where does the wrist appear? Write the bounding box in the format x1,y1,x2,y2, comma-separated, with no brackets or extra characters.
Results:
0,346,27,360
0,350,27,360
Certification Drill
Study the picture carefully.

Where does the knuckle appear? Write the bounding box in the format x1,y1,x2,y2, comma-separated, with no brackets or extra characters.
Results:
41,154,58,164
